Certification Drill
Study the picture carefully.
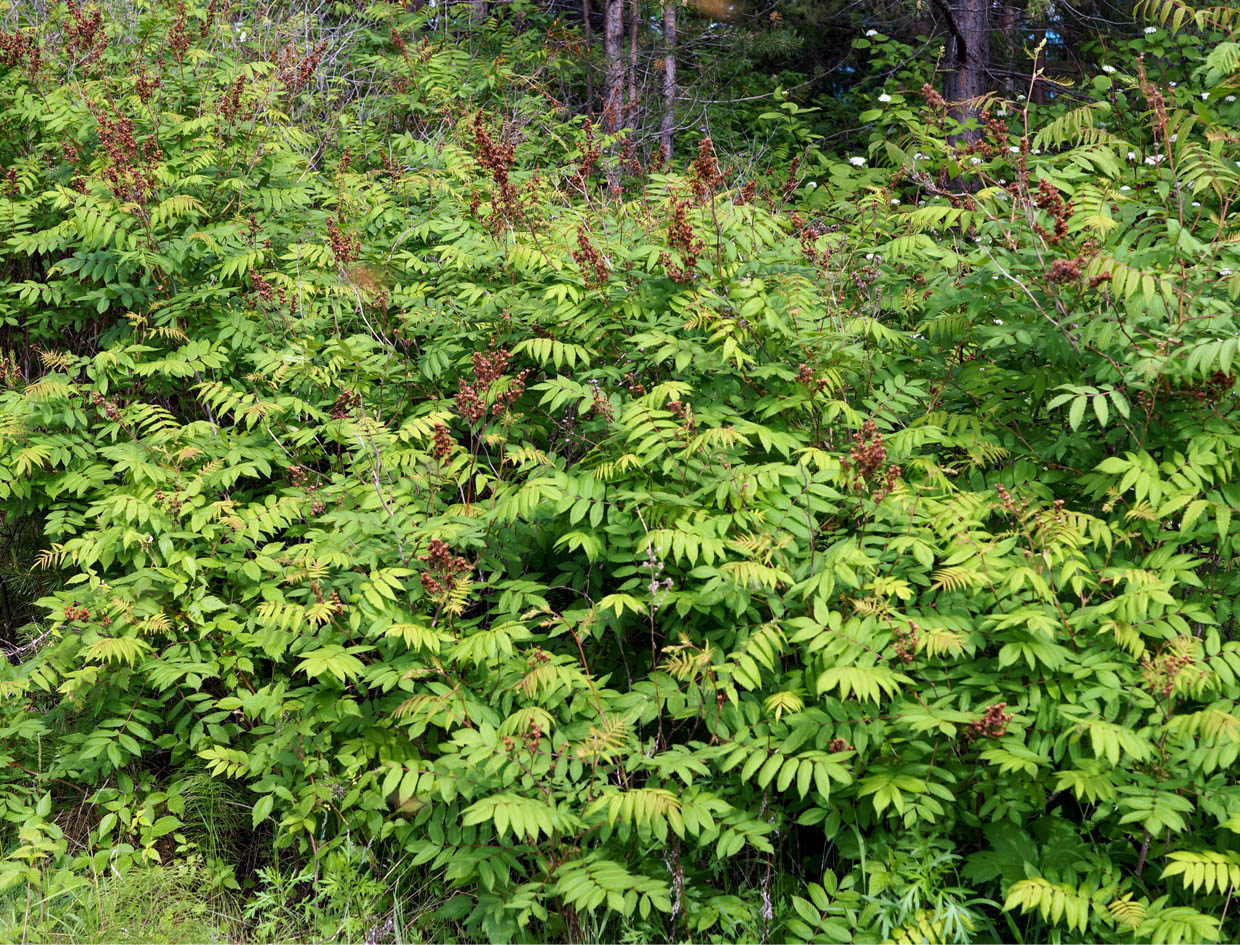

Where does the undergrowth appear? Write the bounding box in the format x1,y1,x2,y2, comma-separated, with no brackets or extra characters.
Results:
2,0,1240,942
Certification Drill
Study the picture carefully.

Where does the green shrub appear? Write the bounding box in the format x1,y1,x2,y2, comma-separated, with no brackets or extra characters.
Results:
2,1,1240,942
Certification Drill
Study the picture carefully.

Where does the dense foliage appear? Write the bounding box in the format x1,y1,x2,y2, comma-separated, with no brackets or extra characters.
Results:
3,1,1240,942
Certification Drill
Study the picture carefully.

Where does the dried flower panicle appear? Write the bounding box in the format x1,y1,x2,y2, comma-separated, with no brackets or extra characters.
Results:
455,347,529,423
689,137,724,203
572,226,608,287
660,198,703,284
418,537,472,597
840,420,901,501
431,423,454,459
966,703,1013,740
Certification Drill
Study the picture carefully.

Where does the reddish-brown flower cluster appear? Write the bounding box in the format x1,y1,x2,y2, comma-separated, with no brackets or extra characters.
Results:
327,216,360,264
736,179,757,205
667,398,697,433
61,140,82,168
780,154,802,203
920,82,946,115
289,464,310,488
473,115,523,230
455,347,528,424
431,423,454,459
573,118,600,189
276,40,327,95
418,538,472,597
1033,178,1072,243
967,702,1013,740
660,199,703,284
168,3,191,63
220,74,246,121
90,391,121,421
796,363,831,394
2,167,17,197
248,269,286,307
689,137,724,203
827,737,853,753
1047,255,1086,284
840,420,901,500
893,621,918,664
65,0,107,64
329,388,359,420
572,226,608,287
994,482,1029,518
91,107,161,203
133,65,161,104
0,28,42,78
153,489,183,515
792,214,837,271
64,604,91,622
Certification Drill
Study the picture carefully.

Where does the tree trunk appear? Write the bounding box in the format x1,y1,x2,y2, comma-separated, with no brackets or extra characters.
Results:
997,3,1018,95
627,0,640,132
660,0,676,160
603,0,625,134
940,0,990,141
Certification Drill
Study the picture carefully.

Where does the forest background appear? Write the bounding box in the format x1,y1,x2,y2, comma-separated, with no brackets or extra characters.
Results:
2,0,1240,942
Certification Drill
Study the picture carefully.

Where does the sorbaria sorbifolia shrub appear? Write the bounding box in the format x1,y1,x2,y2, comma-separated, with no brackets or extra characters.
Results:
2,1,1240,942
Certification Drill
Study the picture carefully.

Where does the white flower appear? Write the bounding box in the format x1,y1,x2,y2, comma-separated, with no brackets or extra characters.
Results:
1120,185,1131,191
1222,269,1233,276
878,93,892,103
1102,64,1116,74
993,319,1004,325
1228,96,1238,103
998,178,1007,184
1168,82,1176,88
239,30,247,40
970,156,983,165
1128,151,1137,161
1009,145,1020,153
913,151,926,160
865,29,878,36
1202,92,1210,101
864,253,874,260
806,181,818,189
1144,25,1157,34
1033,148,1042,154
1170,133,1177,141
1192,201,1200,207
849,156,866,166
891,198,900,204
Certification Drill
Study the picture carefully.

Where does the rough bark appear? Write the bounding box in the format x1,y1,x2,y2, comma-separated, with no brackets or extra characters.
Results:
603,0,625,134
627,0,640,131
937,0,990,141
660,0,676,160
